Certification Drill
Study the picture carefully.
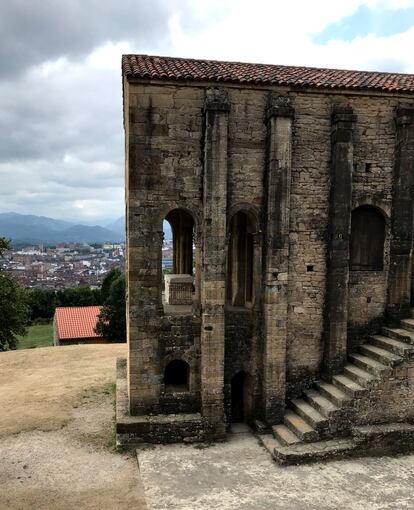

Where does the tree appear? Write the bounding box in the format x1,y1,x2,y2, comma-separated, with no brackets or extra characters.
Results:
95,271,126,342
0,238,30,350
56,286,101,308
100,267,122,302
27,288,57,321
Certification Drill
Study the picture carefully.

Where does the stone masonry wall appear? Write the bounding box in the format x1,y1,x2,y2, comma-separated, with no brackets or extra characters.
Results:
126,77,414,421
224,309,256,423
354,360,414,425
127,82,205,414
158,314,201,414
347,95,395,351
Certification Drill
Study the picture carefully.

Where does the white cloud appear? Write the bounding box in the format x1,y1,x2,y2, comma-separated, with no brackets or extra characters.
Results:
1,0,413,223
169,0,414,72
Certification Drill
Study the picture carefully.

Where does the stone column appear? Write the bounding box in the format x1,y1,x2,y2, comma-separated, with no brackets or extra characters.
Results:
200,88,230,438
193,231,202,315
252,232,262,308
262,94,294,424
324,106,356,376
387,107,414,321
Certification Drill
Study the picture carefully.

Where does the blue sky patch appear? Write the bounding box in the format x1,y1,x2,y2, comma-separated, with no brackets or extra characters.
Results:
313,5,414,43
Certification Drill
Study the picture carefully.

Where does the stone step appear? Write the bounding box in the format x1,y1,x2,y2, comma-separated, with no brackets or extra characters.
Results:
315,381,350,407
383,327,414,345
303,389,340,418
284,411,318,442
272,424,301,446
349,353,391,377
258,433,281,453
360,343,403,367
343,363,377,387
370,334,413,357
290,399,328,430
271,437,356,466
400,319,414,333
332,374,366,398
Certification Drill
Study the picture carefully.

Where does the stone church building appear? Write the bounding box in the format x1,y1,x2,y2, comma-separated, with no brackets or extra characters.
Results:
117,54,414,462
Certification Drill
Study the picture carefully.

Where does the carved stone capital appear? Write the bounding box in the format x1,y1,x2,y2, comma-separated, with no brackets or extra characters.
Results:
266,94,294,120
331,106,357,126
331,106,357,143
396,106,414,127
204,87,230,112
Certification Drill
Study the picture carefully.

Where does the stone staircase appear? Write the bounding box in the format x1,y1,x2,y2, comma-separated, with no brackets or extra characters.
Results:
260,311,414,464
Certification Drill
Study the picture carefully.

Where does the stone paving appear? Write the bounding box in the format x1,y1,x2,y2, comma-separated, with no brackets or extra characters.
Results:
137,430,414,510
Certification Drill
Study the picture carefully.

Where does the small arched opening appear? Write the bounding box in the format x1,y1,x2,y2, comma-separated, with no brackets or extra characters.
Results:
350,205,385,271
164,359,190,393
230,370,252,423
227,211,256,307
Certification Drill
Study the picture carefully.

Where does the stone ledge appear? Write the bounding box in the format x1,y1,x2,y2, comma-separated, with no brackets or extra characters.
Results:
259,434,355,466
353,422,414,456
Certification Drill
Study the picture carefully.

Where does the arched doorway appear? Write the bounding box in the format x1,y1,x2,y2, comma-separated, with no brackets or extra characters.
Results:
230,371,251,423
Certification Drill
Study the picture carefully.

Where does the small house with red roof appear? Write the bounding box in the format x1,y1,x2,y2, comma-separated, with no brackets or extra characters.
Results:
53,306,106,345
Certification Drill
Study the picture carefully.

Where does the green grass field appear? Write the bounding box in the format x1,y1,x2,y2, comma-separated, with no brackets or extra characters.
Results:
17,322,54,350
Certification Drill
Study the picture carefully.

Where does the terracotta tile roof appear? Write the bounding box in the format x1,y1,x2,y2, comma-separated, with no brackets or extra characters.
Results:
122,54,414,94
54,306,102,340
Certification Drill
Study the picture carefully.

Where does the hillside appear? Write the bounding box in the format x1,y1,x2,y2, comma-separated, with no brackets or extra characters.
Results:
0,344,145,509
0,212,124,244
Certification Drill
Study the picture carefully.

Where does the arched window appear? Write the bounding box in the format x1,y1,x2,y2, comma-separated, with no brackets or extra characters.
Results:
350,205,385,271
227,211,255,306
164,359,189,392
165,210,194,275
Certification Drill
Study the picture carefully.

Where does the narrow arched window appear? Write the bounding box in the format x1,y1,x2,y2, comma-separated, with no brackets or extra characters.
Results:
164,360,189,392
163,209,195,307
165,210,194,275
350,205,385,271
227,211,256,306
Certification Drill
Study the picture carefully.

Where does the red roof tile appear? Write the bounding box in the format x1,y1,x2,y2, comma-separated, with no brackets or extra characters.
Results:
54,306,102,340
122,54,414,94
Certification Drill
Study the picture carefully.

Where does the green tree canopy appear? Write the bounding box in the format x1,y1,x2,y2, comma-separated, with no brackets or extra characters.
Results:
27,288,58,320
56,286,101,308
100,267,122,302
95,270,126,343
0,238,30,350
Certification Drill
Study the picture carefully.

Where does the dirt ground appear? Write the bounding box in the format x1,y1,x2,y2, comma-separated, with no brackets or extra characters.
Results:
0,344,146,510
138,430,414,510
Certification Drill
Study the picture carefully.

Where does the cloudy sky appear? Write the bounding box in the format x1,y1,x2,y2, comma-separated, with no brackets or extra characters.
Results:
1,0,413,225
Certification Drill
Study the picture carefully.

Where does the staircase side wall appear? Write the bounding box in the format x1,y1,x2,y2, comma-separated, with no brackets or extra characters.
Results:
353,361,414,425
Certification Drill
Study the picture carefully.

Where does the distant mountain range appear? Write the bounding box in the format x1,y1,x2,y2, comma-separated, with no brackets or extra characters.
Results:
0,212,125,245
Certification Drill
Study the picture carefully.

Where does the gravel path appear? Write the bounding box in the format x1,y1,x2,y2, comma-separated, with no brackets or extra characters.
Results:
138,430,414,510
